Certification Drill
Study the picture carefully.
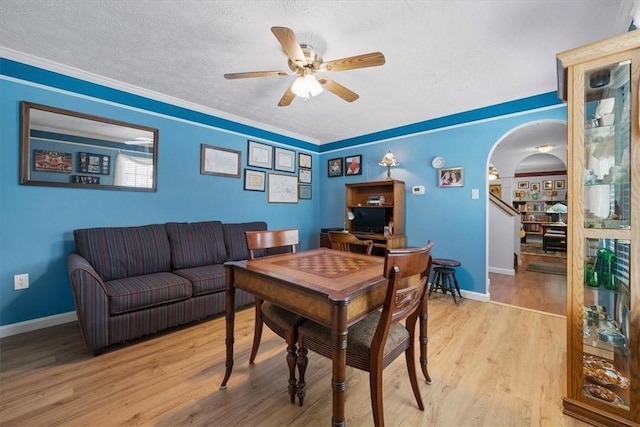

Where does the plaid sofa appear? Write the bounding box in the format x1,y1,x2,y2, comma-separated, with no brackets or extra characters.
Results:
68,220,267,354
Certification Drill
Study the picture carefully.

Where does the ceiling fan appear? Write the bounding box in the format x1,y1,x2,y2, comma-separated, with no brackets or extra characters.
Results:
224,26,385,106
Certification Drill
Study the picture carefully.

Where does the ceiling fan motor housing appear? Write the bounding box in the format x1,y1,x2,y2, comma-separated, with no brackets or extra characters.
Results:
288,44,322,72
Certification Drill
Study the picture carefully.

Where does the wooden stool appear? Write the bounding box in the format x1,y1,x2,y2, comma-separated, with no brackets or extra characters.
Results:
428,258,463,304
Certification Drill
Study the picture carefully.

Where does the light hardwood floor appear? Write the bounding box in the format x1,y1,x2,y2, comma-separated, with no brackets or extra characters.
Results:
1,294,588,426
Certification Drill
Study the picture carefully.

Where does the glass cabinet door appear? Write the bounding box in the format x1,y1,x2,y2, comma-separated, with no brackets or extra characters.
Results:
581,60,632,413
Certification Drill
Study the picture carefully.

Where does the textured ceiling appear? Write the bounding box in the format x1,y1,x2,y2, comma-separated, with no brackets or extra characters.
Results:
0,1,636,145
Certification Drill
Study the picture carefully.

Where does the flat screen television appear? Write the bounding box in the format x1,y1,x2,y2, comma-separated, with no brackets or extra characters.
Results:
351,207,386,234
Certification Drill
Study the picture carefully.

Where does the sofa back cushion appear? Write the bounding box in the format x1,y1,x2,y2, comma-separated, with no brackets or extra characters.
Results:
73,224,172,282
223,222,268,261
166,221,227,269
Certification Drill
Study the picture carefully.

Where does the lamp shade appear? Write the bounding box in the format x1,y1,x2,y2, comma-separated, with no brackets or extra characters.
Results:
378,151,399,167
546,203,568,214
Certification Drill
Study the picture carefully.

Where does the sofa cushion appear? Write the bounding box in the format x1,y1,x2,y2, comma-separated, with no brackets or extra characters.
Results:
222,221,268,261
74,224,172,282
166,221,227,269
104,272,192,315
173,264,226,296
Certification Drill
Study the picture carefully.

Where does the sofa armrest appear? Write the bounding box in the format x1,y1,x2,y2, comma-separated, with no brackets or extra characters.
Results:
67,253,110,354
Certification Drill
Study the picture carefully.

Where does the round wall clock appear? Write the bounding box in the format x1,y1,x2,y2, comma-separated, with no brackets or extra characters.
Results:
431,156,445,169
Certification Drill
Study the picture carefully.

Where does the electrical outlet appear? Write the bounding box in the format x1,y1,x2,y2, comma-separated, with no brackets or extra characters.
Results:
14,273,29,290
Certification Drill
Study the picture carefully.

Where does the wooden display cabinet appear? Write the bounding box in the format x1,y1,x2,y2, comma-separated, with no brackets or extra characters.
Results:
342,180,406,254
557,31,639,426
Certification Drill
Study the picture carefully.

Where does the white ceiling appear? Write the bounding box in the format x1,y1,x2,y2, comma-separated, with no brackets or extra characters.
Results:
0,1,636,146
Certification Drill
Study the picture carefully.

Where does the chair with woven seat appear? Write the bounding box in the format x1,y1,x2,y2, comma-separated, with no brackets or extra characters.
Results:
328,230,374,255
296,242,434,426
245,228,307,404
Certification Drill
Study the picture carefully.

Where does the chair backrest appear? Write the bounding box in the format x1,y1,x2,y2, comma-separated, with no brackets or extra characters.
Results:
328,231,374,255
371,242,434,354
245,229,299,260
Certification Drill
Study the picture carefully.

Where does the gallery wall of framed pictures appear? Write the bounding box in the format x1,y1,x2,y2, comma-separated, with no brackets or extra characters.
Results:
218,140,315,202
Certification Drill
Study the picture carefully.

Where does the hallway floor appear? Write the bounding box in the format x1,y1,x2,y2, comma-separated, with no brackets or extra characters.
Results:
489,253,568,316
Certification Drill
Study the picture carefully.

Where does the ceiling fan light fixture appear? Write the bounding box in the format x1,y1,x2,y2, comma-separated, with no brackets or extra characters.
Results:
536,144,555,153
291,73,323,99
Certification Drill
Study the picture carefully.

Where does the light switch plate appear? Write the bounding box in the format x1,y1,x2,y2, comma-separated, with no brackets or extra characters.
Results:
471,188,479,199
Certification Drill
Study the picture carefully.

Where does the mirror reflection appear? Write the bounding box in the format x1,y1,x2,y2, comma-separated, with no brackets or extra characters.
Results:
20,102,158,191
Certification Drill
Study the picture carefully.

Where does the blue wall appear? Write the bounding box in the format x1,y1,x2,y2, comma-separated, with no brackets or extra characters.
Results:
0,76,320,326
1,58,566,327
318,106,567,295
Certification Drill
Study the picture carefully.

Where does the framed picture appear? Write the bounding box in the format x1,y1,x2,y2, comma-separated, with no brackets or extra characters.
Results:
247,140,273,169
554,180,565,189
328,158,343,177
77,152,110,175
489,184,501,198
344,155,362,176
33,150,73,173
244,169,265,191
274,147,296,172
298,168,312,184
543,180,553,190
71,175,100,184
438,167,463,187
200,144,241,177
546,189,558,197
299,152,312,169
530,182,541,192
268,173,298,203
299,184,312,200
517,181,529,189
514,190,525,198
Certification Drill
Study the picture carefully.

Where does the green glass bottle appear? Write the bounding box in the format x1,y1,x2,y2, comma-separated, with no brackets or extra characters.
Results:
594,248,616,290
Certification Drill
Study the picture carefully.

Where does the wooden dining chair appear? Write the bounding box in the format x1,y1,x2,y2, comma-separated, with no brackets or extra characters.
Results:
245,228,307,404
328,231,374,255
296,242,434,426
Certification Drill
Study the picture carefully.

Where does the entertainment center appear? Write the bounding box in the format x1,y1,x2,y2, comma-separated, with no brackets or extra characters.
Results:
320,180,406,255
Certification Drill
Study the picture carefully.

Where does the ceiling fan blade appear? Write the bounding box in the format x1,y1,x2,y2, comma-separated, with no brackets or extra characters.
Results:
320,52,385,72
224,70,290,79
318,78,359,102
278,84,296,107
271,26,307,66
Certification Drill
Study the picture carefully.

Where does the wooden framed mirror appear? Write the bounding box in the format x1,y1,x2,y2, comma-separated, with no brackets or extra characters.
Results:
20,102,158,191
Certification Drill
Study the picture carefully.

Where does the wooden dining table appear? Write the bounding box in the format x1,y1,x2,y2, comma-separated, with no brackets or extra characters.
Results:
220,247,431,426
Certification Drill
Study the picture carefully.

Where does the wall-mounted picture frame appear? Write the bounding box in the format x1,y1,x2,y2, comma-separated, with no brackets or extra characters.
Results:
530,182,541,193
517,181,529,189
298,168,312,184
345,155,362,176
554,179,565,189
244,169,266,191
299,152,312,169
546,189,558,197
438,167,463,187
328,158,343,177
489,184,502,198
268,173,298,203
274,147,296,172
33,150,73,173
514,190,526,198
71,175,100,184
543,180,553,190
200,144,241,178
299,184,312,200
77,152,110,175
247,140,273,169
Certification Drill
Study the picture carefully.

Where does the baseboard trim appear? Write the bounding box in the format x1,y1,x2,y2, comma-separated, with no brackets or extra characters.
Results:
0,311,77,338
488,266,515,276
459,290,490,303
